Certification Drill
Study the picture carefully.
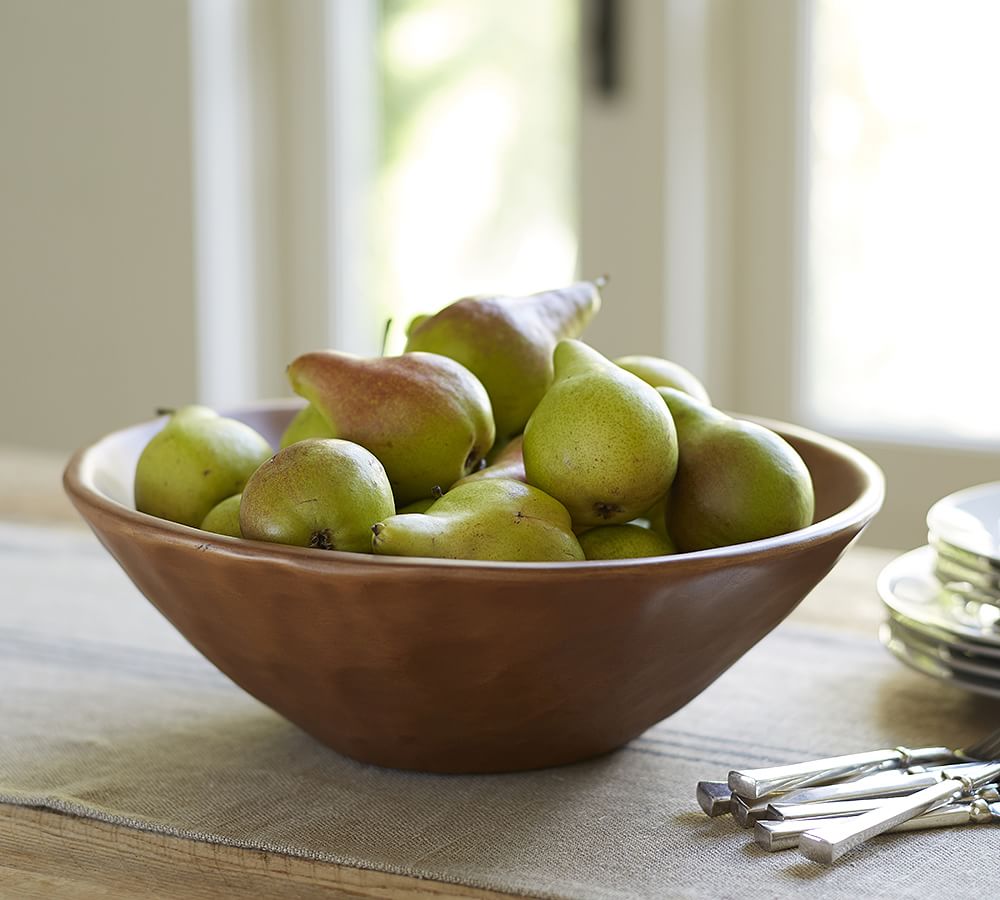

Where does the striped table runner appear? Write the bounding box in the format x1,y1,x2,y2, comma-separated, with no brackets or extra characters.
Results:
2,523,997,899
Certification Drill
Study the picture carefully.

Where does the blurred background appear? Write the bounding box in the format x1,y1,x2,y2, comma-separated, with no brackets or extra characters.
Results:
1,0,997,547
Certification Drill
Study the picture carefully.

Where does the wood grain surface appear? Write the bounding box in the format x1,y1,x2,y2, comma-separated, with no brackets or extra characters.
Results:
0,805,520,900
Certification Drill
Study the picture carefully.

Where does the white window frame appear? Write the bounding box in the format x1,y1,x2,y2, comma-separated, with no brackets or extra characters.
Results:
580,0,1000,550
189,0,380,409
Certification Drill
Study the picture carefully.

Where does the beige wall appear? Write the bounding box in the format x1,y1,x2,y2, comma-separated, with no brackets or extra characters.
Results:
0,0,198,452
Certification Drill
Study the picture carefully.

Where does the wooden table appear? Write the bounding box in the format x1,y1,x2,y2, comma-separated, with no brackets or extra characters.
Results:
0,447,895,899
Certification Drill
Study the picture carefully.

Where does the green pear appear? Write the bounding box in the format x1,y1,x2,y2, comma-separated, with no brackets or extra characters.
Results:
240,439,394,552
658,387,815,551
522,340,678,527
578,524,676,560
641,495,672,540
280,403,334,448
404,280,604,442
451,435,526,489
134,405,272,528
395,496,437,514
405,313,431,338
287,350,495,506
615,355,711,405
372,478,584,562
200,493,242,537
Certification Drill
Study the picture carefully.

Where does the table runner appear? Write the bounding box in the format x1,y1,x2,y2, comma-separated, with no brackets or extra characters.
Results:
2,523,998,899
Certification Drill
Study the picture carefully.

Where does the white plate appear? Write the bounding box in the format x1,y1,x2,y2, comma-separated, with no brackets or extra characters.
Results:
878,621,1000,700
931,546,1000,605
877,546,1000,645
884,608,1000,661
883,616,1000,679
927,481,1000,563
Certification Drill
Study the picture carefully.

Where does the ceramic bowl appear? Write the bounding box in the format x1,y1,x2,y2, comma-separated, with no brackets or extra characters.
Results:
64,400,884,773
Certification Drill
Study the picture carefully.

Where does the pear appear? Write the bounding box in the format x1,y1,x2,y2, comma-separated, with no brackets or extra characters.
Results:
451,435,526,489
405,313,431,338
134,405,272,528
372,478,584,562
200,493,242,537
641,495,672,540
395,496,437,514
287,351,495,506
404,280,603,442
522,340,678,527
615,355,711,405
658,387,815,551
578,524,676,559
280,403,334,448
240,439,394,552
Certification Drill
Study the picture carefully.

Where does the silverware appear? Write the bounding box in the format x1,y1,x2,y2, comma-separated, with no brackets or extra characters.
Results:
799,762,1000,863
766,782,1000,821
728,726,1000,799
756,794,1000,852
767,796,897,821
729,763,986,827
696,781,733,817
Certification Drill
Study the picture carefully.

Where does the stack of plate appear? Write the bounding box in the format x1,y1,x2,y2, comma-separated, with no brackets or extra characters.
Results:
878,482,1000,697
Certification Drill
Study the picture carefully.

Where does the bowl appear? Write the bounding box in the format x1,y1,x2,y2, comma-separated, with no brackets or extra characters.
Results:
63,400,884,774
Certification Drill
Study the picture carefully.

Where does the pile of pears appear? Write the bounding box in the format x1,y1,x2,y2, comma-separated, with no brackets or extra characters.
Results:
134,280,815,562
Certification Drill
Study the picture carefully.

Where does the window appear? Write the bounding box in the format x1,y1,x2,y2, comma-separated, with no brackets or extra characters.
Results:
806,0,1000,445
375,0,579,339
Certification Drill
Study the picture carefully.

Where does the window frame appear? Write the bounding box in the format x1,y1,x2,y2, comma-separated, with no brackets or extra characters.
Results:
580,0,999,550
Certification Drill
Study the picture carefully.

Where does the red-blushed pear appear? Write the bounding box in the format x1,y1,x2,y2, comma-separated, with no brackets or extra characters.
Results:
240,439,395,553
371,478,584,562
522,340,678,528
658,387,815,551
286,351,495,506
404,280,604,442
450,434,526,490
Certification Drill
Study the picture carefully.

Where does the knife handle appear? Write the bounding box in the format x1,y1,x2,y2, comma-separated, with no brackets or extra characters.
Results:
798,778,962,864
756,799,987,852
728,746,951,799
695,781,732,817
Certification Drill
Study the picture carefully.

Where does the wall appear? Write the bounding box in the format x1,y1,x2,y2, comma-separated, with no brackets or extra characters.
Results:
0,0,198,452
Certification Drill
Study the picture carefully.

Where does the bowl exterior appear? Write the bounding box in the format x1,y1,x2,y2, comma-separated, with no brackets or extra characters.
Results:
64,405,883,773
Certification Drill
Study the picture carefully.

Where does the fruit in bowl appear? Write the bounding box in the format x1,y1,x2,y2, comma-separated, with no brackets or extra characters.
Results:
63,280,884,773
64,411,883,775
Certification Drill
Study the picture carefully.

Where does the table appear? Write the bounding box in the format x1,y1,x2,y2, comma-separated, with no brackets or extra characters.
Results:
2,555,888,900
4,449,997,900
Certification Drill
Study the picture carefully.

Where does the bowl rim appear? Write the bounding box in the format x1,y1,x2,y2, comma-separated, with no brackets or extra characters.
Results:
63,399,885,573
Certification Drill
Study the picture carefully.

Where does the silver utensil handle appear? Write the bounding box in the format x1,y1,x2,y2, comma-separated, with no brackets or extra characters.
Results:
756,800,983,852
696,781,732,817
728,746,951,799
768,797,889,820
798,779,962,864
772,782,1000,821
776,767,946,805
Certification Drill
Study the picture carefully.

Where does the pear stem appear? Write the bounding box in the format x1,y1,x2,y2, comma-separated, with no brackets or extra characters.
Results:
155,407,175,417
380,318,393,356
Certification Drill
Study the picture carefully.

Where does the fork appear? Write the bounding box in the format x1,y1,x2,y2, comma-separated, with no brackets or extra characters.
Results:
798,761,1000,863
728,726,1000,800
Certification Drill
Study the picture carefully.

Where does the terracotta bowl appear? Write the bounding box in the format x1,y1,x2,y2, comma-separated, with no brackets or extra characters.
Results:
64,400,884,774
